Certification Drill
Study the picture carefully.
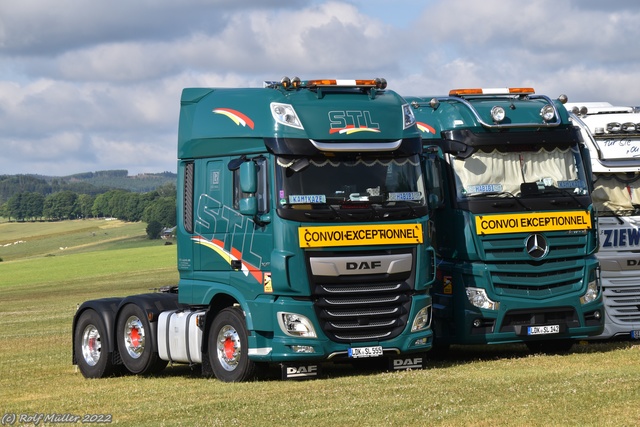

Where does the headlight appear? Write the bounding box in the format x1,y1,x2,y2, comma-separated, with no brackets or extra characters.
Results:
540,104,555,122
466,287,500,310
490,106,505,123
411,305,432,332
580,269,600,305
271,102,303,129
277,312,317,338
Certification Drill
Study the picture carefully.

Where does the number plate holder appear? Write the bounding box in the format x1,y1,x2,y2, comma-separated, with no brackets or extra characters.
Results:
527,325,560,336
348,346,383,358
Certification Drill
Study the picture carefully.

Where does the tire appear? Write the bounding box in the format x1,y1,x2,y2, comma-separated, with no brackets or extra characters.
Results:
74,310,116,378
208,307,256,382
526,339,574,355
117,304,167,375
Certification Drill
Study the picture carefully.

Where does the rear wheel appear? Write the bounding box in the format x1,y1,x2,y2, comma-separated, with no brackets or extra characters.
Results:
74,310,116,378
117,304,167,375
208,307,256,382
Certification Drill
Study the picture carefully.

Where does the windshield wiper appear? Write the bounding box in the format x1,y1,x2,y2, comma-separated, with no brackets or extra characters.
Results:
542,187,588,210
466,191,531,211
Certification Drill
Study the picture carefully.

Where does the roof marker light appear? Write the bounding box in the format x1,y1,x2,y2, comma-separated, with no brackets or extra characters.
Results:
622,122,636,133
607,122,622,133
449,87,535,96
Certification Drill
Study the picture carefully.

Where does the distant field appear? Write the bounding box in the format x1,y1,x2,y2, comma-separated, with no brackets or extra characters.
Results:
1,221,640,426
0,219,158,261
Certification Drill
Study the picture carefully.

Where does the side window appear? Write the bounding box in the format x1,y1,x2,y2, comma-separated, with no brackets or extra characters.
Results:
233,157,269,213
424,154,444,207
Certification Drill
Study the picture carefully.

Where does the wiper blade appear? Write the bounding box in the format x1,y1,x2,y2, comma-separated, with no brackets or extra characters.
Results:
543,187,588,209
466,191,531,211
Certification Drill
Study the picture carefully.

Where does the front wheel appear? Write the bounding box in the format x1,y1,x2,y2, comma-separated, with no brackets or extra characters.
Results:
117,304,167,375
74,310,116,378
208,307,256,382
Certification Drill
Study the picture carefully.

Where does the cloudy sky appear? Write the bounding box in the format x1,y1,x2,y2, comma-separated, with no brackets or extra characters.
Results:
1,0,639,177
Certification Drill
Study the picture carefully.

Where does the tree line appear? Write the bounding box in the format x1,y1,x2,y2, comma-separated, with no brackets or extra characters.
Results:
0,183,177,235
0,171,177,205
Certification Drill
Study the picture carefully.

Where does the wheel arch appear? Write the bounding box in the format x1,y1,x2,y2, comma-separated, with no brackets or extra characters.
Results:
200,291,250,377
115,292,182,354
72,297,123,366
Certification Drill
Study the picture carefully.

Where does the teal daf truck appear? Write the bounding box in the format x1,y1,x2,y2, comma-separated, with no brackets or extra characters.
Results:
72,78,436,382
405,88,603,353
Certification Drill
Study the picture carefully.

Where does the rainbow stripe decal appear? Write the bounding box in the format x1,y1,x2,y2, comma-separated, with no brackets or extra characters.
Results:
416,122,436,134
192,236,263,284
213,108,255,129
329,125,381,135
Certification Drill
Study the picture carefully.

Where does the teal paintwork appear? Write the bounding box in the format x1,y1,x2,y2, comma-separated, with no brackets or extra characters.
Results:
407,91,604,346
176,82,434,362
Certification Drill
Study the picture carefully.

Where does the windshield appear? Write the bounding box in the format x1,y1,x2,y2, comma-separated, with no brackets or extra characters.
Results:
451,146,589,199
592,173,640,217
275,154,426,221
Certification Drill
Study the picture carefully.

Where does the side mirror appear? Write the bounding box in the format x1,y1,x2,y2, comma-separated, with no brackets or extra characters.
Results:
240,161,257,193
239,197,257,216
428,193,440,210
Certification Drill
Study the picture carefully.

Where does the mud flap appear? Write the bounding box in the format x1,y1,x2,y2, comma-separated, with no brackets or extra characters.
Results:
281,363,321,380
389,355,425,371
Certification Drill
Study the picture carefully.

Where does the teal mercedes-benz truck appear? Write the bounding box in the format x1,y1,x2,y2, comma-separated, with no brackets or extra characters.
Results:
72,78,435,382
405,87,603,353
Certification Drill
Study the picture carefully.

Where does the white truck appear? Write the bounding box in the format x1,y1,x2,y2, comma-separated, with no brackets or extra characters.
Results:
567,102,640,339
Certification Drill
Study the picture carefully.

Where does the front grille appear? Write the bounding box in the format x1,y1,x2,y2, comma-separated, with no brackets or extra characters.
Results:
308,249,415,343
480,232,588,297
481,232,588,262
603,285,640,324
491,259,584,297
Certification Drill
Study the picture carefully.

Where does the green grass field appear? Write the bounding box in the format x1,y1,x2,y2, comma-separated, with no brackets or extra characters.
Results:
1,220,640,426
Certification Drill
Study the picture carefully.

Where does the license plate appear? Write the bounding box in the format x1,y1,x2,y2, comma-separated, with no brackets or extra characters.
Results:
631,330,640,340
348,346,383,358
527,325,560,335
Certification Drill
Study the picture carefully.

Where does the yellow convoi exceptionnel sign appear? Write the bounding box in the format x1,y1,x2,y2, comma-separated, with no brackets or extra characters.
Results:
475,211,592,235
299,224,423,248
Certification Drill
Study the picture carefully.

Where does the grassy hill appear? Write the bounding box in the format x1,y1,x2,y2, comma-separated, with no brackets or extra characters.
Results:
1,221,640,426
0,218,161,262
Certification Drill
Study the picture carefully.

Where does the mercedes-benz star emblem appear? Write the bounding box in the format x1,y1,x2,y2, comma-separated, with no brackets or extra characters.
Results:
525,234,548,260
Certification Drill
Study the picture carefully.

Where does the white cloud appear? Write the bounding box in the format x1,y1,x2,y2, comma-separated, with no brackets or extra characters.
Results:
1,0,640,176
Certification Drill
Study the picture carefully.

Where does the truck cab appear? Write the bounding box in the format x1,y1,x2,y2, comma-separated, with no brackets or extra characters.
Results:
407,88,603,353
567,102,640,339
73,78,436,382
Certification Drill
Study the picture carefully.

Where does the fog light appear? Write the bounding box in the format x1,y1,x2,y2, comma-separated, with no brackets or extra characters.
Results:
413,337,428,347
472,318,482,328
291,345,315,354
594,310,601,320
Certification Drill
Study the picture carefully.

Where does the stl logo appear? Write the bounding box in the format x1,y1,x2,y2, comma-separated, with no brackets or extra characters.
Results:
213,108,255,129
328,110,381,134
